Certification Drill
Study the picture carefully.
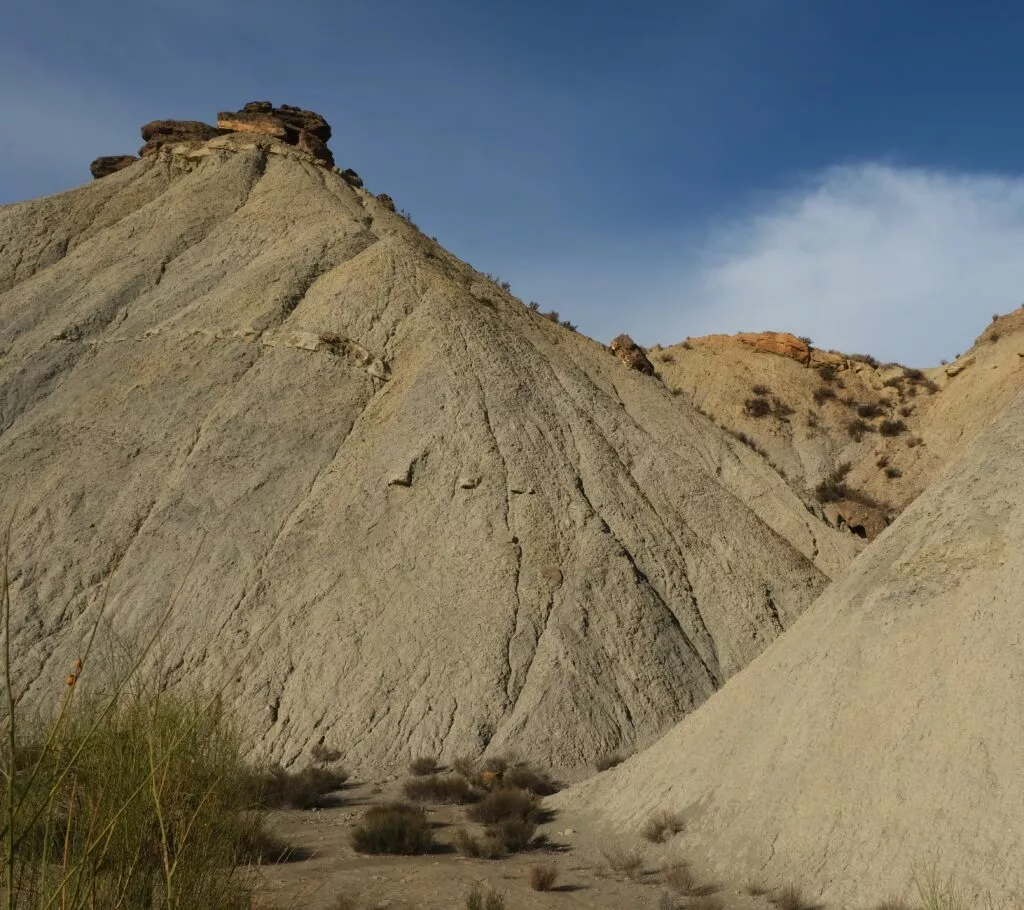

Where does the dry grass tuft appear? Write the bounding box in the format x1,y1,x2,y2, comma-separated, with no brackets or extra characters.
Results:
465,884,506,910
530,862,559,891
642,810,685,843
453,755,477,778
770,884,811,910
662,860,697,894
746,881,770,896
602,843,646,881
245,763,349,809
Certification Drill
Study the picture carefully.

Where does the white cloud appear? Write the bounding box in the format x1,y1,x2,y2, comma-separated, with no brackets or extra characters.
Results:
665,164,1024,365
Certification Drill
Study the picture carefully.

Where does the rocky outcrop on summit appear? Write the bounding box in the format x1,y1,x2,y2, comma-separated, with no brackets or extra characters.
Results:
89,155,139,179
217,101,334,166
89,102,336,178
609,334,655,375
138,119,223,157
1,137,856,770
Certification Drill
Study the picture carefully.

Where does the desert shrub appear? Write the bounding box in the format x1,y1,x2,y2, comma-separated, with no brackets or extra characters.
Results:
876,898,912,910
530,862,559,891
641,810,684,843
350,802,435,855
752,383,771,396
899,405,914,417
330,896,360,910
812,386,836,405
453,755,477,778
465,884,506,910
885,466,903,479
846,418,873,441
882,376,903,389
681,340,694,350
798,335,813,346
771,885,812,910
921,378,940,394
527,301,540,311
468,787,538,824
744,397,772,418
904,367,925,380
488,817,537,852
670,387,684,396
876,455,890,468
857,402,886,419
595,752,625,772
454,827,503,859
244,763,348,809
879,419,907,437
602,843,645,880
503,764,558,795
409,755,439,776
806,410,820,428
817,364,838,382
989,331,1001,343
660,353,676,363
403,773,474,804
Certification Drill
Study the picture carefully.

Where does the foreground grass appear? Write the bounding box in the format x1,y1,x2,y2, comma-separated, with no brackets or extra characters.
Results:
0,532,293,909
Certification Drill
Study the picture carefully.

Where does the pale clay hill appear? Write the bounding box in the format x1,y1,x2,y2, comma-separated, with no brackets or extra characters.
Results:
0,106,859,772
650,311,1024,539
552,384,1024,904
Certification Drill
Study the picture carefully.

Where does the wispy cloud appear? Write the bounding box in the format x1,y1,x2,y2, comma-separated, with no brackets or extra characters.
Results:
665,164,1024,365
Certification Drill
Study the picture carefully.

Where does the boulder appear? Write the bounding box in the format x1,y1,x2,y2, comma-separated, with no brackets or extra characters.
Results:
297,130,334,167
89,155,139,179
138,120,223,157
340,168,363,188
217,102,331,143
609,334,655,375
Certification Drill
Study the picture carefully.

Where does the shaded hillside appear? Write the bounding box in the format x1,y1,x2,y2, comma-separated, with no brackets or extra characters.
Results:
0,109,857,770
651,317,1023,537
552,387,1024,903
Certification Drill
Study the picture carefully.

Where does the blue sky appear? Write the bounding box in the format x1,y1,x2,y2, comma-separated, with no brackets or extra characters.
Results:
4,1,1024,364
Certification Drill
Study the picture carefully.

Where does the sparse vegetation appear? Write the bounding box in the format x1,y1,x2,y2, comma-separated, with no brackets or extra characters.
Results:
601,843,645,880
813,386,837,405
641,810,684,843
907,436,924,448
771,397,795,418
503,764,558,795
530,862,559,891
403,773,474,803
846,418,874,441
726,428,768,457
245,763,349,809
885,466,903,479
770,883,811,910
660,353,676,363
817,364,838,383
990,331,1001,343
409,755,440,776
815,462,852,502
489,817,538,852
663,859,698,894
752,383,771,396
746,881,770,896
351,802,435,855
744,397,772,418
899,405,914,417
879,419,907,437
465,883,506,910
876,455,890,468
